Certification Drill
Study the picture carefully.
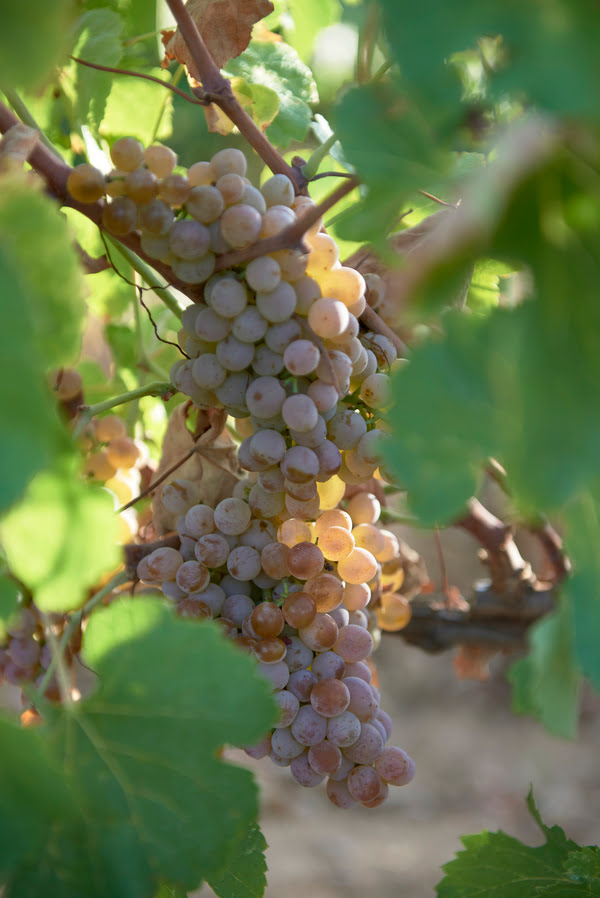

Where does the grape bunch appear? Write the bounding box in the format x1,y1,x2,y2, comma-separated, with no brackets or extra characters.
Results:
0,604,74,703
93,137,418,807
79,412,147,544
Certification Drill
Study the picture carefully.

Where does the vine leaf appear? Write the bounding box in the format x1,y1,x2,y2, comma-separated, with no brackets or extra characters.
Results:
225,40,318,147
0,716,75,883
207,822,269,898
0,180,87,512
1,599,276,898
436,789,581,897
0,0,73,90
68,9,124,133
1,462,121,613
163,0,274,73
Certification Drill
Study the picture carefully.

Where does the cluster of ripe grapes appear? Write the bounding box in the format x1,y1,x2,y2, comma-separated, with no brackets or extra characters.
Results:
53,369,147,544
68,138,415,807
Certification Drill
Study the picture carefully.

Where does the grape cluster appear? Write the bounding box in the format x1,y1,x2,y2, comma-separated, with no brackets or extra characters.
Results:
0,604,71,702
79,412,147,543
95,138,418,807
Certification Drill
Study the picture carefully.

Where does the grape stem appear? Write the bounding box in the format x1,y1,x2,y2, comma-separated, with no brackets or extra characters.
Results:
73,381,175,440
214,176,360,271
164,0,308,193
31,570,130,710
70,57,212,105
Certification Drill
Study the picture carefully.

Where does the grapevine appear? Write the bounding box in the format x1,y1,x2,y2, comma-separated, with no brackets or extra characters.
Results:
0,0,599,895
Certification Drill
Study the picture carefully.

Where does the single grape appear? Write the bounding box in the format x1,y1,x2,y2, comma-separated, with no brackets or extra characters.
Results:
290,752,326,787
110,137,144,171
343,723,385,765
287,542,324,580
143,547,183,581
124,168,158,204
188,160,215,186
274,690,300,728
106,436,140,470
256,660,289,691
254,636,287,664
138,199,174,235
211,148,247,178
101,197,137,235
291,705,328,747
54,369,82,401
245,376,286,418
304,573,344,613
245,255,281,292
144,144,177,177
282,591,317,629
334,625,374,663
287,669,317,703
227,545,261,580
251,602,284,638
186,185,225,223
172,254,216,285
298,613,339,652
374,746,415,786
221,593,254,626
192,353,226,390
260,542,290,579
169,219,210,259
214,497,252,535
220,204,262,248
326,778,357,809
311,651,346,681
343,677,379,722
255,281,297,324
66,164,106,203
159,173,191,206
308,740,342,776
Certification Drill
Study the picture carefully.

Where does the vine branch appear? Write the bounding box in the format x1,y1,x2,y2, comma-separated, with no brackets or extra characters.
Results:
70,56,209,105
164,0,307,192
214,176,360,271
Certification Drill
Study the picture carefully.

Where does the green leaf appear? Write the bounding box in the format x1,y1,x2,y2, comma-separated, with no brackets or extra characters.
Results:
3,599,276,897
207,823,268,898
467,258,516,310
232,78,280,133
0,183,85,371
379,0,600,119
0,0,74,90
508,600,581,738
155,884,189,898
226,40,318,147
100,68,174,143
332,81,447,243
0,183,82,512
0,578,20,641
437,789,580,897
1,464,121,612
284,0,341,63
0,715,75,880
559,495,600,691
562,847,600,888
70,9,124,132
382,311,497,525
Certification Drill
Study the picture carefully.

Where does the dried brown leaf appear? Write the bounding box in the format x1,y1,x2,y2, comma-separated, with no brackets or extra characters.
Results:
152,402,240,535
163,0,274,76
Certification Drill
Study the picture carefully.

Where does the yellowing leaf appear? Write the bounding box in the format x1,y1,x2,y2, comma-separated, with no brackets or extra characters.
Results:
163,0,274,75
